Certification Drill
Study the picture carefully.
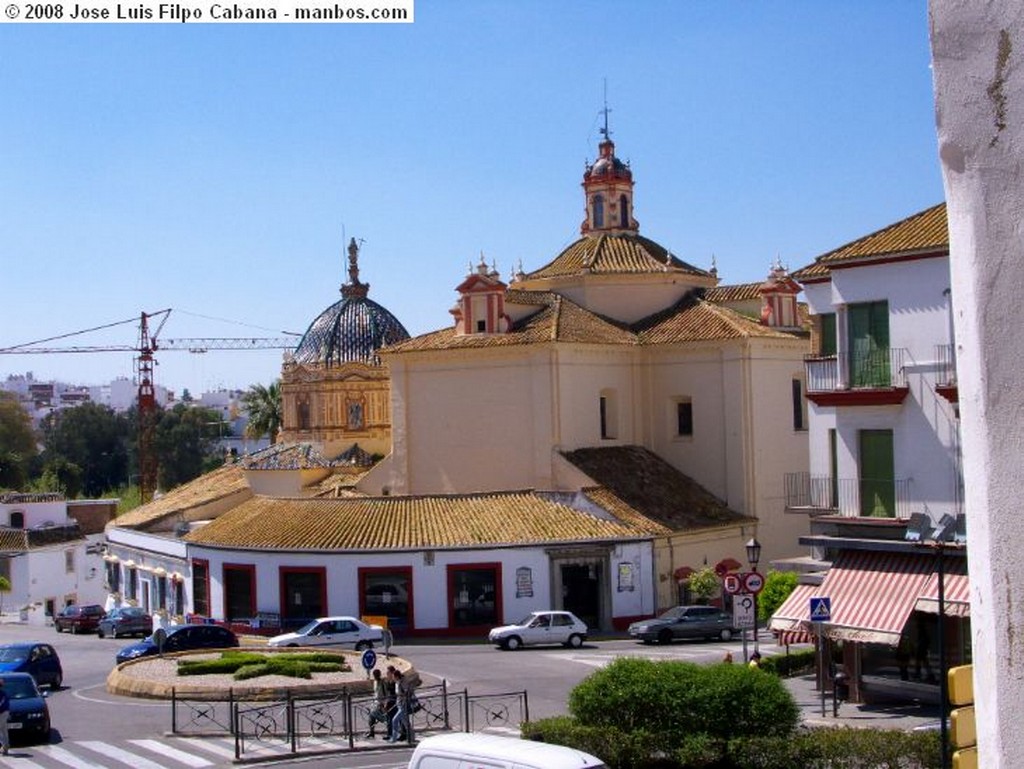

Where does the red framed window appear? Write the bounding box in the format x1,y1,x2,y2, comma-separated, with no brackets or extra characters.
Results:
359,566,413,633
223,563,256,622
191,559,210,617
279,566,327,627
447,562,501,629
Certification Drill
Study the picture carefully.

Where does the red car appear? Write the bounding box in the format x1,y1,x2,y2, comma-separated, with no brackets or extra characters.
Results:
54,604,106,634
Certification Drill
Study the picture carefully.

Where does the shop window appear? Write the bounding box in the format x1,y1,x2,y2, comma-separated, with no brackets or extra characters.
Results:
360,568,412,632
280,567,326,626
448,564,500,628
223,564,256,622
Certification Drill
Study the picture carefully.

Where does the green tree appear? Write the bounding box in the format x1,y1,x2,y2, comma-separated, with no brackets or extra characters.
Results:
758,569,798,622
0,392,37,490
688,566,720,605
154,404,224,489
242,380,282,444
0,574,10,615
39,402,129,497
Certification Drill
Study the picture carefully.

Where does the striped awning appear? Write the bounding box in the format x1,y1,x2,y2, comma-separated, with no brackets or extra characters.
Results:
767,583,820,645
916,557,970,617
814,550,934,646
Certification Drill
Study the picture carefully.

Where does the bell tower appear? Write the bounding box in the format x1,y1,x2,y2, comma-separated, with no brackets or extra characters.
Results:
581,104,639,237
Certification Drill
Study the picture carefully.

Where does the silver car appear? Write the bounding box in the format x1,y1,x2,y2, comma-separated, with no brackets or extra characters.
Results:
628,605,736,644
267,616,384,650
488,610,588,650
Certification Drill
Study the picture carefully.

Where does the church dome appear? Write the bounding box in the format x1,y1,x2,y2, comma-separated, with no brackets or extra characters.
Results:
291,237,411,367
292,296,410,367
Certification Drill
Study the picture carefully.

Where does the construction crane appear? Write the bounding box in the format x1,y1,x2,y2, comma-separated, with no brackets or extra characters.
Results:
0,309,298,503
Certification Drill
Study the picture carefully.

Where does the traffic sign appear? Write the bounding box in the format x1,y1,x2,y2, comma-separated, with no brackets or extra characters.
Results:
810,596,832,622
733,594,756,629
723,574,742,595
743,571,765,594
360,648,378,671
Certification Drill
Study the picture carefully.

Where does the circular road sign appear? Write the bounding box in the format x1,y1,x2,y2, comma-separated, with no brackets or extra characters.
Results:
743,571,766,594
361,648,378,671
723,574,742,595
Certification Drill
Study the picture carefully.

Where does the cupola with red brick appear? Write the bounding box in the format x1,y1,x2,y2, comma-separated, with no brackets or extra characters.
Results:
581,117,638,236
451,255,511,335
759,259,802,328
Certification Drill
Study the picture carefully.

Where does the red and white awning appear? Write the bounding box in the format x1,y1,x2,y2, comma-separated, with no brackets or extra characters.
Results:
916,557,970,617
767,583,820,645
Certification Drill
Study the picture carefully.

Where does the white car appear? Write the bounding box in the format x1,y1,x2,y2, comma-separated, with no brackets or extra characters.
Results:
267,616,384,650
488,610,588,650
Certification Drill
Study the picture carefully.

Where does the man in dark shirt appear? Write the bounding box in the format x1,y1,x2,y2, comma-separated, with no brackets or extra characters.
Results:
0,678,10,755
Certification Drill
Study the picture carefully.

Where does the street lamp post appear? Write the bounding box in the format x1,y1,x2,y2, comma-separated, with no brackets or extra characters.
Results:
746,538,762,654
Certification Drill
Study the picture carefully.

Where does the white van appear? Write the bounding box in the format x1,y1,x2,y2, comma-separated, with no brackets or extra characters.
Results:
408,733,607,769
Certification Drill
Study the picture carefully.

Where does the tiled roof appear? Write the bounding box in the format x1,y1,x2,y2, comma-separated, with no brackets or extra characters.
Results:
383,293,636,354
112,463,252,529
635,293,803,344
523,233,711,280
563,446,754,531
386,290,802,355
703,283,763,303
241,442,338,470
793,203,948,280
184,490,647,551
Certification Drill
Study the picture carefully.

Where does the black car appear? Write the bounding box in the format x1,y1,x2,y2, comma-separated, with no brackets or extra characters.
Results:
627,605,736,644
98,607,153,639
115,624,239,664
1,672,51,743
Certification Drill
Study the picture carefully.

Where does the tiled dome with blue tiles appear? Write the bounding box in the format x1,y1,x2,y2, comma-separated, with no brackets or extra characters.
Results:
292,238,410,367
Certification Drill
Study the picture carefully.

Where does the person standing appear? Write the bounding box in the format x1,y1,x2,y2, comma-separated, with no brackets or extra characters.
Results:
365,669,389,739
387,669,414,743
0,678,10,756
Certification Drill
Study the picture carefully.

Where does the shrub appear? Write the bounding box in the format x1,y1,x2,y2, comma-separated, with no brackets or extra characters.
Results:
758,649,816,677
176,651,346,680
728,727,941,769
568,657,799,741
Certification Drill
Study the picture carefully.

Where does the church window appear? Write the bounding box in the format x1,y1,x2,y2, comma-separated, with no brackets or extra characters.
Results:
347,402,364,430
593,195,605,228
675,399,693,437
476,319,486,333
600,390,618,439
619,194,629,227
297,400,311,430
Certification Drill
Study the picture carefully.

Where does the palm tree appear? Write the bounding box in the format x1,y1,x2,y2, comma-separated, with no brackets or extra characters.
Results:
242,381,282,444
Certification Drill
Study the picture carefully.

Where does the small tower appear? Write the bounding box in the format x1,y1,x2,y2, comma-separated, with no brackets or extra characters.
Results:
451,254,510,335
581,106,639,236
759,258,802,328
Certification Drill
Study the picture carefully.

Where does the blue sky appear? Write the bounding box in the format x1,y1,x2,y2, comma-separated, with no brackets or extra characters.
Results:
0,2,943,395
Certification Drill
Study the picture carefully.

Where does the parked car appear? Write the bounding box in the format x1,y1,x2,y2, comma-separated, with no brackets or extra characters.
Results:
267,616,384,650
97,607,153,639
488,610,587,650
0,643,63,689
0,672,51,744
115,624,239,664
54,604,106,634
627,605,736,644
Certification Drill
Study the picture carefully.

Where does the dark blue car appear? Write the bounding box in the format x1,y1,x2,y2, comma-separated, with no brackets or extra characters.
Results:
115,624,239,664
0,643,63,690
1,672,51,743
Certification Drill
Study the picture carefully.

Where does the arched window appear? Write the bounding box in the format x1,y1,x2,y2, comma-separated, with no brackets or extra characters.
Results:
9,511,24,529
619,194,629,227
592,195,605,228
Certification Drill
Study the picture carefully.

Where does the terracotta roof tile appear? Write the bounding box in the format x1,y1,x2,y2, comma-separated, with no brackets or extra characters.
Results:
703,283,763,303
563,446,754,531
793,203,948,280
241,442,338,470
112,463,252,529
635,294,802,343
184,490,648,550
524,234,711,280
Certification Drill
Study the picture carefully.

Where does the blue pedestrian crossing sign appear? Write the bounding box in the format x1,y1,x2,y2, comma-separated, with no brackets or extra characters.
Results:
809,596,832,622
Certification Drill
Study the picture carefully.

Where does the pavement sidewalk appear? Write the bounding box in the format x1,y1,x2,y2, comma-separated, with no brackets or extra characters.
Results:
783,673,941,731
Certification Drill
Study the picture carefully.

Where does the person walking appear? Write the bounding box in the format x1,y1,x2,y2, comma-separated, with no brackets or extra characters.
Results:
0,678,10,756
365,668,389,739
386,669,415,743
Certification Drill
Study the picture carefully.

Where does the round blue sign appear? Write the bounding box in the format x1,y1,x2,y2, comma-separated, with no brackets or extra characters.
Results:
361,648,378,670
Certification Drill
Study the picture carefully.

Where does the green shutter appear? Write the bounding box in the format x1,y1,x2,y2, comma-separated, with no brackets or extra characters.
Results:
849,302,890,386
859,429,895,517
820,313,837,357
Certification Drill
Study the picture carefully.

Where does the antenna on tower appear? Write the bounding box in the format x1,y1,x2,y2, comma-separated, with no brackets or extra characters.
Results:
600,78,612,141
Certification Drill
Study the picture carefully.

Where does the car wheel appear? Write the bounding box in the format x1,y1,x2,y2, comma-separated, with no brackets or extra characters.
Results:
55,623,62,633
720,629,733,642
505,636,522,651
51,672,62,690
98,627,105,638
566,634,583,649
355,641,372,651
70,624,78,635
112,627,119,639
658,629,673,645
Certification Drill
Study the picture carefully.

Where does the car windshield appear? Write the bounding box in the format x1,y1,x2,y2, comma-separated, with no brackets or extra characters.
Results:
0,648,28,663
2,678,40,699
119,608,145,618
292,620,320,635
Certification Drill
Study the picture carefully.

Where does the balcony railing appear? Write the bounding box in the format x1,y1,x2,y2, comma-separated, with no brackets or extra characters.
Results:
805,348,907,393
784,472,912,518
935,344,957,387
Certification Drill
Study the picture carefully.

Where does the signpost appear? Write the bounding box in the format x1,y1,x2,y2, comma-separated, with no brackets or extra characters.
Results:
723,574,742,595
733,594,755,662
810,597,832,716
360,648,378,678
